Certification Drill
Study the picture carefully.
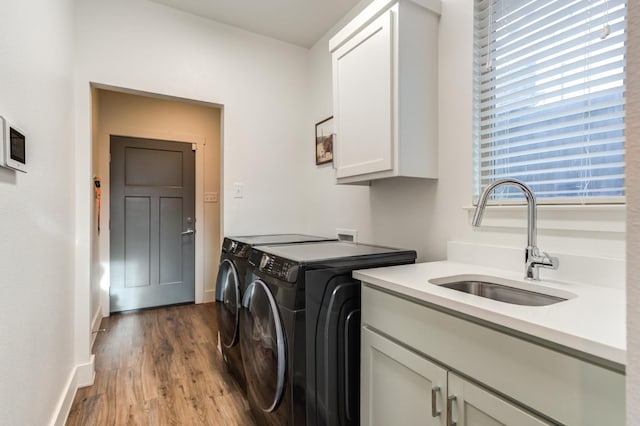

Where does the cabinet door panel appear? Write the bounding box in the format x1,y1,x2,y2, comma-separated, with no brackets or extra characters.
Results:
361,327,446,426
333,10,394,179
448,373,551,426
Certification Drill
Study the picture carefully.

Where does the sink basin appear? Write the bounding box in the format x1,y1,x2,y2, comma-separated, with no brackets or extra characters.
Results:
429,275,571,306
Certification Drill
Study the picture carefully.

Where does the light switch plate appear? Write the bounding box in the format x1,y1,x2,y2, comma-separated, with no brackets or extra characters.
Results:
233,183,244,198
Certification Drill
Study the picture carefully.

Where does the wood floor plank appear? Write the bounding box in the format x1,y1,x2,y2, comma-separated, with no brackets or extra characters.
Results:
66,303,255,425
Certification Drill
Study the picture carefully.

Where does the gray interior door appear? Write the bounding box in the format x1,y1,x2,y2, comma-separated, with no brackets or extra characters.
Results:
110,136,196,312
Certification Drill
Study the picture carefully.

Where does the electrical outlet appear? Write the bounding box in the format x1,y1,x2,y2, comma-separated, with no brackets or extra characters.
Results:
204,192,218,203
336,228,358,243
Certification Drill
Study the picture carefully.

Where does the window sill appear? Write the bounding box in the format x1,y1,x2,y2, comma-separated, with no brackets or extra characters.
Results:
462,204,625,234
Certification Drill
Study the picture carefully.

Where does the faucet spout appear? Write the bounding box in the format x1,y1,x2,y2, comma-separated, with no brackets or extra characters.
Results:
473,178,537,248
473,178,558,280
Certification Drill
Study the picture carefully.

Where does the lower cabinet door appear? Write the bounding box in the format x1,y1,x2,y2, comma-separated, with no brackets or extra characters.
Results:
361,327,447,426
447,373,551,426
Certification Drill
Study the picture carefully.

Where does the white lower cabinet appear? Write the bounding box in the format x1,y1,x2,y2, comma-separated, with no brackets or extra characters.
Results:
360,285,626,425
361,327,550,426
362,327,447,425
447,373,550,426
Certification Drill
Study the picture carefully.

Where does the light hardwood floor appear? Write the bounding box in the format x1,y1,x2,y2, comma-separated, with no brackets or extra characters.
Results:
66,303,256,425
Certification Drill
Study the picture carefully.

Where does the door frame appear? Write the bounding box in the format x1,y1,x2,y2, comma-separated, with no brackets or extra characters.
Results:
98,127,207,317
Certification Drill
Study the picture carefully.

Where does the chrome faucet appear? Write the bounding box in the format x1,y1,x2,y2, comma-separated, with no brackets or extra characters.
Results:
472,178,559,280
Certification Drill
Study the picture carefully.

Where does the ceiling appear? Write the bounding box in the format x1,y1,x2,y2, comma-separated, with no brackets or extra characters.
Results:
149,0,363,48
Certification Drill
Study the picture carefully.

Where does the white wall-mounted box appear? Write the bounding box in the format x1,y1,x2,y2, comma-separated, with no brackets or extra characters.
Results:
1,115,27,173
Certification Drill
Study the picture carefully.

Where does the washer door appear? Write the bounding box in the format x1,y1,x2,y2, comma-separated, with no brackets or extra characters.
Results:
216,259,241,348
241,279,286,412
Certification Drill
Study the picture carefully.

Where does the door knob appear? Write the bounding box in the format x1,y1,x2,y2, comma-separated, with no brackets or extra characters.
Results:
181,229,195,236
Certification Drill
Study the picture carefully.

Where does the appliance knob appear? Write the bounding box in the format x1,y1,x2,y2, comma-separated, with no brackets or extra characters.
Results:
260,255,270,270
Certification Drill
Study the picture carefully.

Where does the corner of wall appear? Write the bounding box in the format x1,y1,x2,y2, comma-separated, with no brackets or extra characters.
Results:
204,288,216,303
50,356,95,426
626,0,640,422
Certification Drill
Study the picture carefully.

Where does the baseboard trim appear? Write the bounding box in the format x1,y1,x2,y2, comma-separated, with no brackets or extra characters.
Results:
204,288,215,303
90,306,103,349
51,355,95,426
76,355,96,388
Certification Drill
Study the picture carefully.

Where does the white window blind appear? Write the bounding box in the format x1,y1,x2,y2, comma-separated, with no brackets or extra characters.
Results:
473,0,626,202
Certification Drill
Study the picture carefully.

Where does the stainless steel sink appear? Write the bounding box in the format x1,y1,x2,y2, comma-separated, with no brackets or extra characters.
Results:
434,279,568,306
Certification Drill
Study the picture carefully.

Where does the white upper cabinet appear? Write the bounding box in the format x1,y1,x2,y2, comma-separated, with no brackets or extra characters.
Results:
330,0,441,184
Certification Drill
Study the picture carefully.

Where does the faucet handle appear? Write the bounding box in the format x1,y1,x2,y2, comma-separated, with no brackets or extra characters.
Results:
525,247,559,280
540,251,559,270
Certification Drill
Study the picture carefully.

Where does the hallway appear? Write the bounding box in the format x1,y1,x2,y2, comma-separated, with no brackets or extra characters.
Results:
66,303,256,425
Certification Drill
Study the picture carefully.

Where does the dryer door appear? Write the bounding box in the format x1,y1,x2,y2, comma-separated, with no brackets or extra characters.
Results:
241,279,286,412
215,259,241,348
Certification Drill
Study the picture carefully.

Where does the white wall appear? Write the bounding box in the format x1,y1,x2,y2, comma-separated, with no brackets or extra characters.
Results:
90,87,101,334
0,0,77,424
94,89,222,313
71,0,635,422
307,0,631,416
305,2,376,245
430,0,624,279
305,0,442,253
73,0,314,374
0,0,630,422
306,0,625,270
627,0,639,422
75,0,312,236
308,0,632,417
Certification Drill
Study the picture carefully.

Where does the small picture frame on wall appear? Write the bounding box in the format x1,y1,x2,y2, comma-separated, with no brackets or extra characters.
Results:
315,116,334,165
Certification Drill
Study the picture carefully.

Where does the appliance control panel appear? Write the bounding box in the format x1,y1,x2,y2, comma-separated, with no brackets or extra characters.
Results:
222,239,250,258
259,254,298,282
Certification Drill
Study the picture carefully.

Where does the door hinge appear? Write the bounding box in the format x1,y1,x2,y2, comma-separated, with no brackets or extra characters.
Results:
192,143,197,151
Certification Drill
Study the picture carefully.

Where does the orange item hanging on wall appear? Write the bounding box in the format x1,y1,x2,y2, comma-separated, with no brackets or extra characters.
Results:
94,177,102,234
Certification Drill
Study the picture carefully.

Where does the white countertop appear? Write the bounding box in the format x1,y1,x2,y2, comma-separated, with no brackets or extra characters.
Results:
354,261,626,366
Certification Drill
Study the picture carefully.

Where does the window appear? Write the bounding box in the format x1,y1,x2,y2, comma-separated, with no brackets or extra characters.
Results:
473,0,626,203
